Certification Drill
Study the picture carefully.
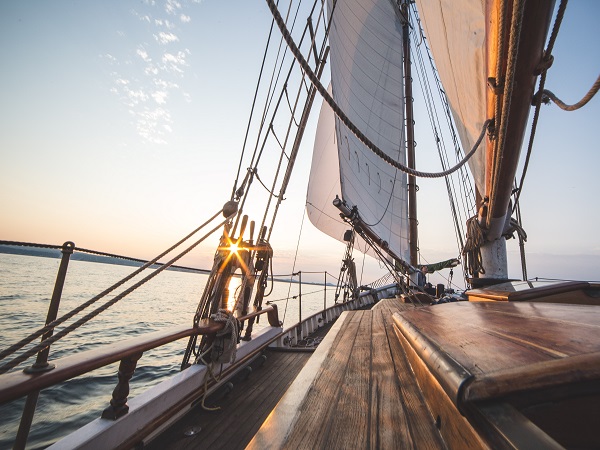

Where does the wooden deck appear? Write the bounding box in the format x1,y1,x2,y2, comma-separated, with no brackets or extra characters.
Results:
145,348,311,450
250,298,600,449
148,297,600,449
249,299,446,449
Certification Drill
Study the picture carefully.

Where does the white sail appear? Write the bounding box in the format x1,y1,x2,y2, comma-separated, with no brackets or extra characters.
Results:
413,0,487,194
307,0,410,264
306,86,347,245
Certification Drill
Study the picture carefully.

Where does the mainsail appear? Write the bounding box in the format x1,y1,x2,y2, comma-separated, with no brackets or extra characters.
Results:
413,0,487,196
307,0,410,265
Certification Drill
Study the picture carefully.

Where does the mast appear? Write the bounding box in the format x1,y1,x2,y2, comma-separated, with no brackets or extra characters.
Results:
479,0,556,279
402,0,418,267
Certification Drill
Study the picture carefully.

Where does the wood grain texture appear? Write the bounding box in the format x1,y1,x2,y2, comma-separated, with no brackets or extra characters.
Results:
396,302,600,383
145,349,311,450
279,299,446,449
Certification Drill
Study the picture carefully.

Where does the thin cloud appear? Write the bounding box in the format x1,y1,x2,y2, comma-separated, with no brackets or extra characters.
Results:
165,0,182,15
161,50,188,74
152,90,169,104
155,31,179,44
136,48,151,62
106,0,199,144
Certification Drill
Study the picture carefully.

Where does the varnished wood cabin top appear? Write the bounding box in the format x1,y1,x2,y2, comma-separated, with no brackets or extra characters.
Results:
393,301,600,403
465,279,596,303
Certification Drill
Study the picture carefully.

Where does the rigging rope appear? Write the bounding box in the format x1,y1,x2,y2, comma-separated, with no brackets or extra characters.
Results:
408,7,472,257
265,0,490,179
542,74,600,111
463,216,486,277
487,0,526,229
513,0,568,213
0,210,227,364
0,213,232,374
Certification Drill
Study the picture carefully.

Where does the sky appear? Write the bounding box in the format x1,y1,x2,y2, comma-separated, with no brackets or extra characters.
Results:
1,1,599,287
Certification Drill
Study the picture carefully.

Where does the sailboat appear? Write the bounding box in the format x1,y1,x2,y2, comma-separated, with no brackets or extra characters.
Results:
1,0,599,448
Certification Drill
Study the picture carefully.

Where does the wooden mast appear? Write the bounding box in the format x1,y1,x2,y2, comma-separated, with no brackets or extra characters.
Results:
479,0,556,278
402,0,418,268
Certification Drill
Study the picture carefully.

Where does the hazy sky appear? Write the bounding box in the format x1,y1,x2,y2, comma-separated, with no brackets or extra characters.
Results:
1,1,598,287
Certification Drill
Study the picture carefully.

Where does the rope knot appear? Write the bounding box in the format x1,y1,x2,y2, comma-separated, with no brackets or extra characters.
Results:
534,53,554,76
487,77,504,95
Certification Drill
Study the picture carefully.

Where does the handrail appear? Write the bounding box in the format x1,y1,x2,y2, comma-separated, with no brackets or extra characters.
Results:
0,306,280,405
281,284,389,335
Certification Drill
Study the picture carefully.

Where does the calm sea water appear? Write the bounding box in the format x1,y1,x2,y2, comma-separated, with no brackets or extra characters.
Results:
0,254,334,449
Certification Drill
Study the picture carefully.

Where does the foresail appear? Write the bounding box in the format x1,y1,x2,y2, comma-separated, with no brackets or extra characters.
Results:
306,86,347,246
413,0,487,195
308,0,410,265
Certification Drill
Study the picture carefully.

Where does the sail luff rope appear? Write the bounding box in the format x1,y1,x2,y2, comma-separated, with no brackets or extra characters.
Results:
408,5,479,217
265,0,490,179
487,0,526,230
0,214,232,374
0,209,226,363
493,0,508,140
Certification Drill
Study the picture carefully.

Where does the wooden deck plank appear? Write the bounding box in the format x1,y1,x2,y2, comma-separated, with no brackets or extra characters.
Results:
281,311,365,449
320,311,372,449
252,303,446,449
436,302,600,355
369,307,417,448
198,352,305,449
145,349,311,450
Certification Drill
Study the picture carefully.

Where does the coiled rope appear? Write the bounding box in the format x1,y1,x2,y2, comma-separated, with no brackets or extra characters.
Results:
195,309,239,411
462,217,485,277
264,0,490,179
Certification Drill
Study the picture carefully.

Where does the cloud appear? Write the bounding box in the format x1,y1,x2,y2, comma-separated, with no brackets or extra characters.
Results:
136,107,172,145
144,65,159,75
136,48,151,62
161,50,188,74
106,0,200,144
155,31,179,44
165,0,182,15
154,79,179,89
152,90,169,104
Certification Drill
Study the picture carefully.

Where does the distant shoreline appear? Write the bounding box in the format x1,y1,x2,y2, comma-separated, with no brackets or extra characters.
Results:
0,244,211,275
0,244,333,286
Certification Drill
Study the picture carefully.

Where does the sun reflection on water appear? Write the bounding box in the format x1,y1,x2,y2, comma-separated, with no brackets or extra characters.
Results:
226,275,242,311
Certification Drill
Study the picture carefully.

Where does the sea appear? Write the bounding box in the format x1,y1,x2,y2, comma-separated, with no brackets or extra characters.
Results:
0,253,335,449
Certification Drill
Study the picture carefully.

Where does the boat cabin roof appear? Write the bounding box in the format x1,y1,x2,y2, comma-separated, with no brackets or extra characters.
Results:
465,279,598,304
